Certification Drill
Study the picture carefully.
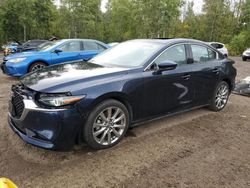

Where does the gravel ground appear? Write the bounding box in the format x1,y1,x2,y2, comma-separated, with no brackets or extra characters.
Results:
0,57,250,188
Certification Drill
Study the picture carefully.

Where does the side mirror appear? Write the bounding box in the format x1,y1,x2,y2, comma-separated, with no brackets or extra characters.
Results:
53,48,62,53
154,60,177,74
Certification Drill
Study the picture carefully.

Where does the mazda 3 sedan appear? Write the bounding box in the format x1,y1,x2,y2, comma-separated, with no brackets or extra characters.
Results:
8,39,236,150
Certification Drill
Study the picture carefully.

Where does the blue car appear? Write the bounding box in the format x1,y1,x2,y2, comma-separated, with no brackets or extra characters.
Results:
1,39,109,77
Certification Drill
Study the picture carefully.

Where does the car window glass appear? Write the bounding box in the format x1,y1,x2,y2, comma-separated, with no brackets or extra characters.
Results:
59,41,81,52
191,45,217,63
211,43,223,49
97,44,106,51
90,41,163,68
155,45,186,65
84,41,105,51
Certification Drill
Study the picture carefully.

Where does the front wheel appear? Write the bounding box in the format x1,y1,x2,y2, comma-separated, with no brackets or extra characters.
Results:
208,81,230,111
242,57,247,61
28,62,47,73
83,99,129,150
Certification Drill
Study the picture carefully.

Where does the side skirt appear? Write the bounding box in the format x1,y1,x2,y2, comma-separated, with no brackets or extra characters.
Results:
130,104,210,128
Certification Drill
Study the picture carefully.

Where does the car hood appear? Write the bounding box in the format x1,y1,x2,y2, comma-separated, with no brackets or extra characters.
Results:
21,61,129,93
5,51,44,60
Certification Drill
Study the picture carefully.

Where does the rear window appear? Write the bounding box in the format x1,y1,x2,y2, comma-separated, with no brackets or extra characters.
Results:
191,45,217,63
84,41,106,51
210,43,224,49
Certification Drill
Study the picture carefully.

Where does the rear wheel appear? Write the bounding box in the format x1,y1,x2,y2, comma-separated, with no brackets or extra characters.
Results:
208,81,230,111
28,62,47,73
83,99,129,150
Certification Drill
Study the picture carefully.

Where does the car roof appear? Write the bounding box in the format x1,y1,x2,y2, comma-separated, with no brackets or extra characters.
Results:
57,39,108,47
60,39,101,42
130,38,208,46
208,42,224,45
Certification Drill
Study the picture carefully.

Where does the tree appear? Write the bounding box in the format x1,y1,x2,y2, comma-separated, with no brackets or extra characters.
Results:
0,0,56,42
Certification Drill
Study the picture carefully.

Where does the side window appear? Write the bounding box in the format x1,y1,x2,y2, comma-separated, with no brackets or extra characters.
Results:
155,45,186,65
84,41,106,51
191,45,217,63
207,48,217,60
97,44,107,51
59,41,81,52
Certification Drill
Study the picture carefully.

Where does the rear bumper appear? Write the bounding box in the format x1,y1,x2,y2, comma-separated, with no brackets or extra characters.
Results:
8,99,85,150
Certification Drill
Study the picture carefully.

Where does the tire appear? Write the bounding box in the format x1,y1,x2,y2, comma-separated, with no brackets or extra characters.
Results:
28,62,47,73
83,99,130,150
208,81,230,111
242,57,247,61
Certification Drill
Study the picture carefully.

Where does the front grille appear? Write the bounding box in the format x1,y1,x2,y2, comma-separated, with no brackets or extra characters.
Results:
11,91,24,118
10,84,27,118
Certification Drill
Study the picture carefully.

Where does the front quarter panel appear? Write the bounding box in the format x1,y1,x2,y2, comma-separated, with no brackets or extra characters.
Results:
74,69,145,123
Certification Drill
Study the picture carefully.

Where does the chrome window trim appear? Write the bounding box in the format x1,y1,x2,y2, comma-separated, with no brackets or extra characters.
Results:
144,42,220,72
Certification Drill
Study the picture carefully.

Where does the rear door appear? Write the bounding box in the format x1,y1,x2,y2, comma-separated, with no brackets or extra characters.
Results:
189,44,223,104
51,41,82,65
82,41,107,61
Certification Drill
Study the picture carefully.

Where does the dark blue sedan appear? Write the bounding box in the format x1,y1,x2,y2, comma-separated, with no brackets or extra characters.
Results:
8,39,236,150
1,39,109,77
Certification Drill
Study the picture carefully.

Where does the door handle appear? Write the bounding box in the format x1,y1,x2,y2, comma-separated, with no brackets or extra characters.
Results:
182,74,191,80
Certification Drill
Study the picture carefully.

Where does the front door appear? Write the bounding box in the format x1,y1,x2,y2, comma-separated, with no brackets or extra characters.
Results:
143,44,195,118
51,41,82,65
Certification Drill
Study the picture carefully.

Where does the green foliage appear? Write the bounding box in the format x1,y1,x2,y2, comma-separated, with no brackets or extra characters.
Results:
0,0,56,42
0,0,249,55
228,31,248,55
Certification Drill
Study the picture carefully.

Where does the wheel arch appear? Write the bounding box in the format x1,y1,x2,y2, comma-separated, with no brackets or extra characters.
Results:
27,60,49,73
90,92,134,124
76,92,134,145
222,78,232,92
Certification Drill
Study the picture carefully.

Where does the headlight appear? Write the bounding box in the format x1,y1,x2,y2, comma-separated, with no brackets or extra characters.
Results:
38,93,86,108
8,57,27,63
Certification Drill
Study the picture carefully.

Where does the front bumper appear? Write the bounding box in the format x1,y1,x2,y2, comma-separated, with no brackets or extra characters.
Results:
8,98,84,150
1,60,28,77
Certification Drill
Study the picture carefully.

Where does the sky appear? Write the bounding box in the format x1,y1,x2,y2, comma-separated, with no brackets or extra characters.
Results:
101,0,108,12
187,0,203,14
101,0,204,14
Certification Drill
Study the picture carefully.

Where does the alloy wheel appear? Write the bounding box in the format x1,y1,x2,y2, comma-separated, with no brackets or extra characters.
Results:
215,83,229,109
31,64,46,72
92,107,126,146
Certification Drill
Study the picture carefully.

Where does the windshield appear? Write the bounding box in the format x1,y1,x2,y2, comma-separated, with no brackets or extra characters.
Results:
37,40,61,51
89,41,164,68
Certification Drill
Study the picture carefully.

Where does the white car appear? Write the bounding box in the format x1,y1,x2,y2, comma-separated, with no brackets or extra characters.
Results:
208,42,229,57
242,48,250,61
108,42,119,47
